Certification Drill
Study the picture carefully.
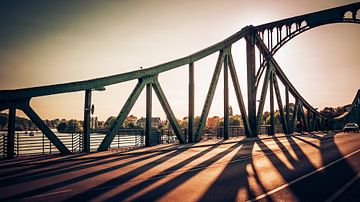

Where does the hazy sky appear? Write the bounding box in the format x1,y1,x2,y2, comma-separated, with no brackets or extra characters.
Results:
0,0,359,121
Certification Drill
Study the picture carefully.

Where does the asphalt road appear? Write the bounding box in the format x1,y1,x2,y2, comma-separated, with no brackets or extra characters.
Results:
0,132,359,202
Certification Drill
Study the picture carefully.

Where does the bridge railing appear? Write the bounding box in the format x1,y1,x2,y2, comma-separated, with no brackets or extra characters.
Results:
0,128,153,159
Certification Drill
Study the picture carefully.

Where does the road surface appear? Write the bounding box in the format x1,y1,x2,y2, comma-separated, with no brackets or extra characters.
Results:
0,132,359,201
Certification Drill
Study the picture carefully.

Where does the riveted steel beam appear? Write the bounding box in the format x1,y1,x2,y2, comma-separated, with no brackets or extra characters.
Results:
228,51,253,137
188,62,195,143
256,61,273,135
195,50,225,141
246,34,257,136
20,102,71,154
253,33,325,118
83,89,92,152
285,85,290,133
269,71,275,135
97,78,149,151
291,99,300,133
145,83,152,147
273,73,289,134
153,78,186,144
224,54,229,140
0,28,252,102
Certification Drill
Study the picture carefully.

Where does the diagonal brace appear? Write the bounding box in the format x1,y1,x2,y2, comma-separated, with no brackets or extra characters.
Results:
98,78,147,151
20,101,71,154
228,51,253,137
194,50,225,141
256,60,273,134
153,78,186,143
272,73,289,134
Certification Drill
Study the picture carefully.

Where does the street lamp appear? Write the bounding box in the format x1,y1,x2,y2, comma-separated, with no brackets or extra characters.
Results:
83,86,106,152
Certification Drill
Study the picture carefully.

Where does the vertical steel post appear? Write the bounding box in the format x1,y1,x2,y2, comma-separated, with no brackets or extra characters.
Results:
285,85,290,133
224,55,229,139
145,83,152,147
83,89,92,152
270,73,275,135
246,33,257,137
7,107,16,159
188,62,194,143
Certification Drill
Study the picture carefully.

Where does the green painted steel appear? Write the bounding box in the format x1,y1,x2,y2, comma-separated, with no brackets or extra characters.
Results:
97,79,147,151
269,71,275,135
228,51,253,137
188,63,195,143
83,89,92,152
285,85,290,133
246,34,257,137
20,102,71,154
145,83,152,147
292,99,300,133
153,79,186,144
273,74,289,134
0,28,251,102
223,54,229,140
256,61,273,135
195,50,225,141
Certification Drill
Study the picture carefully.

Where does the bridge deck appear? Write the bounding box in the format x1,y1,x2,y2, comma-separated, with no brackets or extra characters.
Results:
0,132,359,201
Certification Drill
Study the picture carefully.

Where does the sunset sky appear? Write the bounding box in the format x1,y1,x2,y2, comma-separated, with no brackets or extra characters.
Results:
0,0,359,121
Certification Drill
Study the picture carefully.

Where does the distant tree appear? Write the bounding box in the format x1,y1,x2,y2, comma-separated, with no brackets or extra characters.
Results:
218,116,241,126
56,120,82,133
0,114,7,128
104,116,117,128
57,122,67,132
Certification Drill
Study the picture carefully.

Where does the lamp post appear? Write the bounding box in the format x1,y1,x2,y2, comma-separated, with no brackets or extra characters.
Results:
83,86,105,152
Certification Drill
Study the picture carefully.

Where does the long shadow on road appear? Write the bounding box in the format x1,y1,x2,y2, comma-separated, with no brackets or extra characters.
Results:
1,133,358,201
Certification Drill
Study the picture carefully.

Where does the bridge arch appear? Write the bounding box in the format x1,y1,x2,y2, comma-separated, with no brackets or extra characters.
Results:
255,15,360,90
254,5,360,118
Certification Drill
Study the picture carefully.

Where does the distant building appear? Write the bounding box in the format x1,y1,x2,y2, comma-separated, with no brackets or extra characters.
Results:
125,115,138,127
90,117,98,129
136,117,162,129
229,106,233,116
207,116,220,128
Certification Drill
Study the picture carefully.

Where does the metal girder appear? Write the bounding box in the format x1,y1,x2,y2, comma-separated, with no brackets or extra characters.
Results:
145,83,152,147
273,73,289,134
7,107,16,159
311,113,317,131
285,85,290,133
228,51,253,137
269,71,275,135
253,33,325,119
246,34,257,136
97,79,147,151
255,3,360,32
83,89,92,152
299,105,310,132
223,54,229,140
188,62,195,143
195,50,225,141
153,78,186,144
256,60,273,135
291,99,300,133
0,28,252,102
20,102,71,154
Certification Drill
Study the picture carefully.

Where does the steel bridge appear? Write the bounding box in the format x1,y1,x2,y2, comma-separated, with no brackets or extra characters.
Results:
1,3,359,159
